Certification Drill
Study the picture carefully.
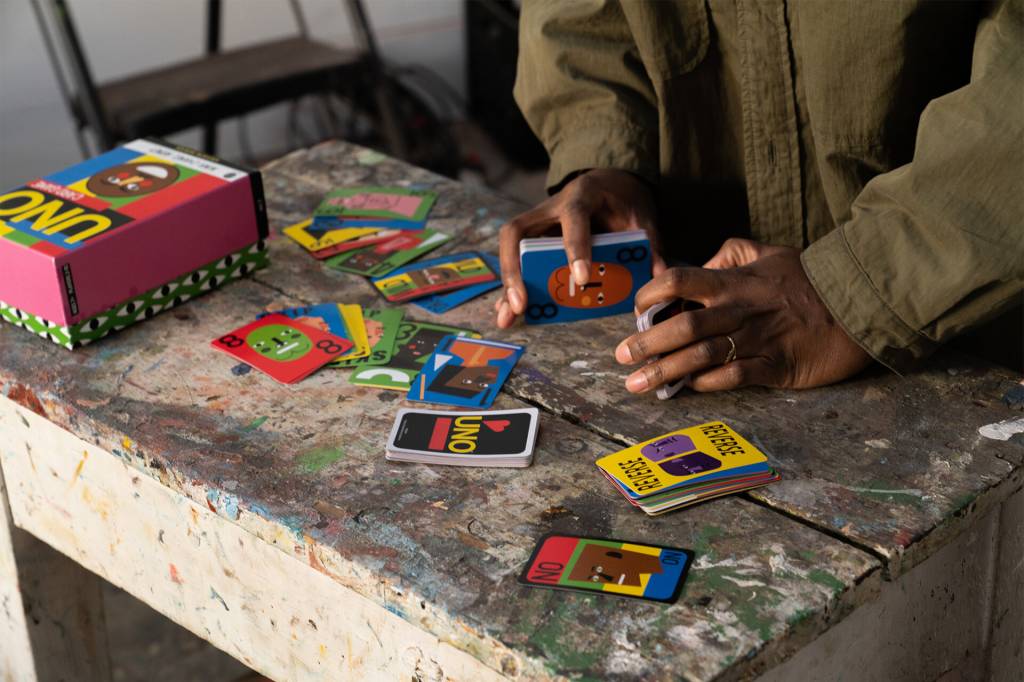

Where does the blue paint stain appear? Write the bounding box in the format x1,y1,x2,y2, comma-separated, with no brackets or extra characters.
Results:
475,207,488,217
832,516,848,528
384,603,405,619
231,363,252,376
209,587,229,611
206,490,240,520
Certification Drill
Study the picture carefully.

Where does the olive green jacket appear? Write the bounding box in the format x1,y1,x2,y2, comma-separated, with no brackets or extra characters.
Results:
514,0,1023,371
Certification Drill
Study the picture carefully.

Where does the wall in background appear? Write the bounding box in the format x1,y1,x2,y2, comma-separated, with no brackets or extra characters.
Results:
0,0,465,188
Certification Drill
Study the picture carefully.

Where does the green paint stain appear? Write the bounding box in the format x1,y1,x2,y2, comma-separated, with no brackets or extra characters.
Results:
808,569,845,594
295,446,345,473
242,415,268,431
798,549,817,561
787,607,816,626
689,567,782,642
390,478,401,485
693,524,725,558
528,601,603,676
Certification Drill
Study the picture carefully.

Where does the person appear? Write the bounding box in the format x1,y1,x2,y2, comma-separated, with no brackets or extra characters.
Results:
494,0,1023,395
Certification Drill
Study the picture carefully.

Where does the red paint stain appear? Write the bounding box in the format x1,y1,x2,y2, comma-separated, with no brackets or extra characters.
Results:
307,545,328,576
169,563,184,585
8,384,45,417
894,529,914,547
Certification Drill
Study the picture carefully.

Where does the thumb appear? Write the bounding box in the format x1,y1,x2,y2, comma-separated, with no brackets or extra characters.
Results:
704,238,768,269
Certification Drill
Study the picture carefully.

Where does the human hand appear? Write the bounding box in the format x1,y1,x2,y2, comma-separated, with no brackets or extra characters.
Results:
495,169,665,328
614,238,873,392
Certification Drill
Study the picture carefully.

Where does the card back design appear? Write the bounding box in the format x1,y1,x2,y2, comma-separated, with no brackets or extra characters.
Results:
518,534,692,603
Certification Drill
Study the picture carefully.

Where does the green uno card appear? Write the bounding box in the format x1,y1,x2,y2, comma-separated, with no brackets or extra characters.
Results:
331,308,404,368
314,186,438,223
348,320,479,391
325,229,450,278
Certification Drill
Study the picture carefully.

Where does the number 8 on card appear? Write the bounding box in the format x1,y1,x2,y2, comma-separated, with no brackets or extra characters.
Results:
211,313,353,384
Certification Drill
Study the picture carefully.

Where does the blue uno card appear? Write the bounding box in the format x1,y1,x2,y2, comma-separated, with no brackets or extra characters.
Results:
520,232,651,325
407,335,524,408
412,253,502,314
257,303,353,345
311,215,427,232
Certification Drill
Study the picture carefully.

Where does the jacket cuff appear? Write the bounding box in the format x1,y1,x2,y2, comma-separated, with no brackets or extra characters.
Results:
801,227,938,372
544,122,659,194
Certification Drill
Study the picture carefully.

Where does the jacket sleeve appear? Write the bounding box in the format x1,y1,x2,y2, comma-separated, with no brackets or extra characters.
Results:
514,0,660,192
801,0,1024,371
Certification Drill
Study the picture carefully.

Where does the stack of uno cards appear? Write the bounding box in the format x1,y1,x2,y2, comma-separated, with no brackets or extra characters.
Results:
407,335,523,408
519,534,692,603
636,298,703,400
520,230,652,324
386,407,539,467
595,422,780,515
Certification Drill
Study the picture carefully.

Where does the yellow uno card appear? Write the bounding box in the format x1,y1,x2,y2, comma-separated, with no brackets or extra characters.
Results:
595,422,768,497
283,218,379,253
334,304,371,361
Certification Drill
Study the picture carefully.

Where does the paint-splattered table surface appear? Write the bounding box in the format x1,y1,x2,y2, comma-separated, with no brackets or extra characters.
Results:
1,141,1021,681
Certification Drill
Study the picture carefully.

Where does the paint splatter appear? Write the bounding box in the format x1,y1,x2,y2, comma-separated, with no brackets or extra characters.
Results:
209,587,229,611
1002,382,1024,409
242,415,267,431
69,451,88,487
356,149,386,165
7,384,45,416
979,417,1024,441
206,490,240,520
231,363,252,376
121,436,134,450
169,563,184,585
295,446,345,473
570,360,590,370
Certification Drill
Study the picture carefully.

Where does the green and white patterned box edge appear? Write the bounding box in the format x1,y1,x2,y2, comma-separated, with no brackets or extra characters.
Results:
0,241,268,350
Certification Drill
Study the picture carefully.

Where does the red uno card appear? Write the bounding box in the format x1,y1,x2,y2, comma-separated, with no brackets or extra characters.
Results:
211,313,353,384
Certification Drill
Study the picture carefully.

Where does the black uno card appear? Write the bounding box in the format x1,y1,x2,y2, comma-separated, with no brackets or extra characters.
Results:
389,408,539,457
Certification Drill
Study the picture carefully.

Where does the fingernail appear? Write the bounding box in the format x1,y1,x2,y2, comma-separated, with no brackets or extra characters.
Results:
507,287,524,312
615,342,633,364
571,259,590,286
626,372,648,393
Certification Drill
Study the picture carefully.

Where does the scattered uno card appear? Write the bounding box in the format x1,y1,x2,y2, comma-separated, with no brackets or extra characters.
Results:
337,304,371,361
595,422,780,515
520,230,651,324
282,218,379,253
408,335,523,408
372,252,497,303
349,321,479,391
385,407,539,467
211,314,352,384
332,308,404,368
518,534,692,603
314,186,437,228
258,303,365,362
325,229,450,278
412,253,502,314
308,229,405,260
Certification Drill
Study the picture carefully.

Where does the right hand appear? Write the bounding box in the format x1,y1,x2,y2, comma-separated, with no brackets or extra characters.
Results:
494,169,664,328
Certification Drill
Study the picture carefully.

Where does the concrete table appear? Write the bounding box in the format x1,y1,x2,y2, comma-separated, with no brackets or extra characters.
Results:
1,141,1020,681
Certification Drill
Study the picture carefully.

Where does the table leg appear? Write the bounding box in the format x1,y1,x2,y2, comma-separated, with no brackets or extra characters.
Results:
0,462,113,682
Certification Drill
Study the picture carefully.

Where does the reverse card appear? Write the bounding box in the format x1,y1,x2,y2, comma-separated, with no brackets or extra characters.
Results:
349,321,479,391
407,335,523,408
211,314,352,384
325,229,450,278
372,252,497,303
332,308,404,368
412,253,502,314
314,186,437,224
518,534,692,603
388,408,539,457
282,218,379,253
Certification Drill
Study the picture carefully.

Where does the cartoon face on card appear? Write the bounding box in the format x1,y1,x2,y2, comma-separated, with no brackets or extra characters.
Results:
548,261,632,309
407,336,523,408
374,253,496,302
518,534,692,603
211,314,352,384
391,409,537,456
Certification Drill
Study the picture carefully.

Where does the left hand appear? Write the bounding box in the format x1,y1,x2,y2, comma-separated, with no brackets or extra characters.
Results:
614,238,873,392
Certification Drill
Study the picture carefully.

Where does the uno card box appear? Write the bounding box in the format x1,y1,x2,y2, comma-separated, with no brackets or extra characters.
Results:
0,138,268,348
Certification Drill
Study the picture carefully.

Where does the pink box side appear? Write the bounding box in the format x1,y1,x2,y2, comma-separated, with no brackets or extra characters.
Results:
64,180,259,324
0,238,65,322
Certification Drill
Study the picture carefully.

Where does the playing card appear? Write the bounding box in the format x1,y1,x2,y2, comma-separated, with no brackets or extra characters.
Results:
332,308,404,368
520,231,652,324
518,534,692,603
348,321,479,391
314,186,437,225
257,303,366,362
637,299,693,400
308,229,405,260
282,218,379,253
388,408,539,457
372,252,497,303
211,314,352,384
407,335,523,408
325,229,450,278
337,304,371,361
412,253,502,314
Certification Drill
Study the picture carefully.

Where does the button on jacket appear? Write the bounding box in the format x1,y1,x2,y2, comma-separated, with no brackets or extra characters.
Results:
514,0,1023,370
